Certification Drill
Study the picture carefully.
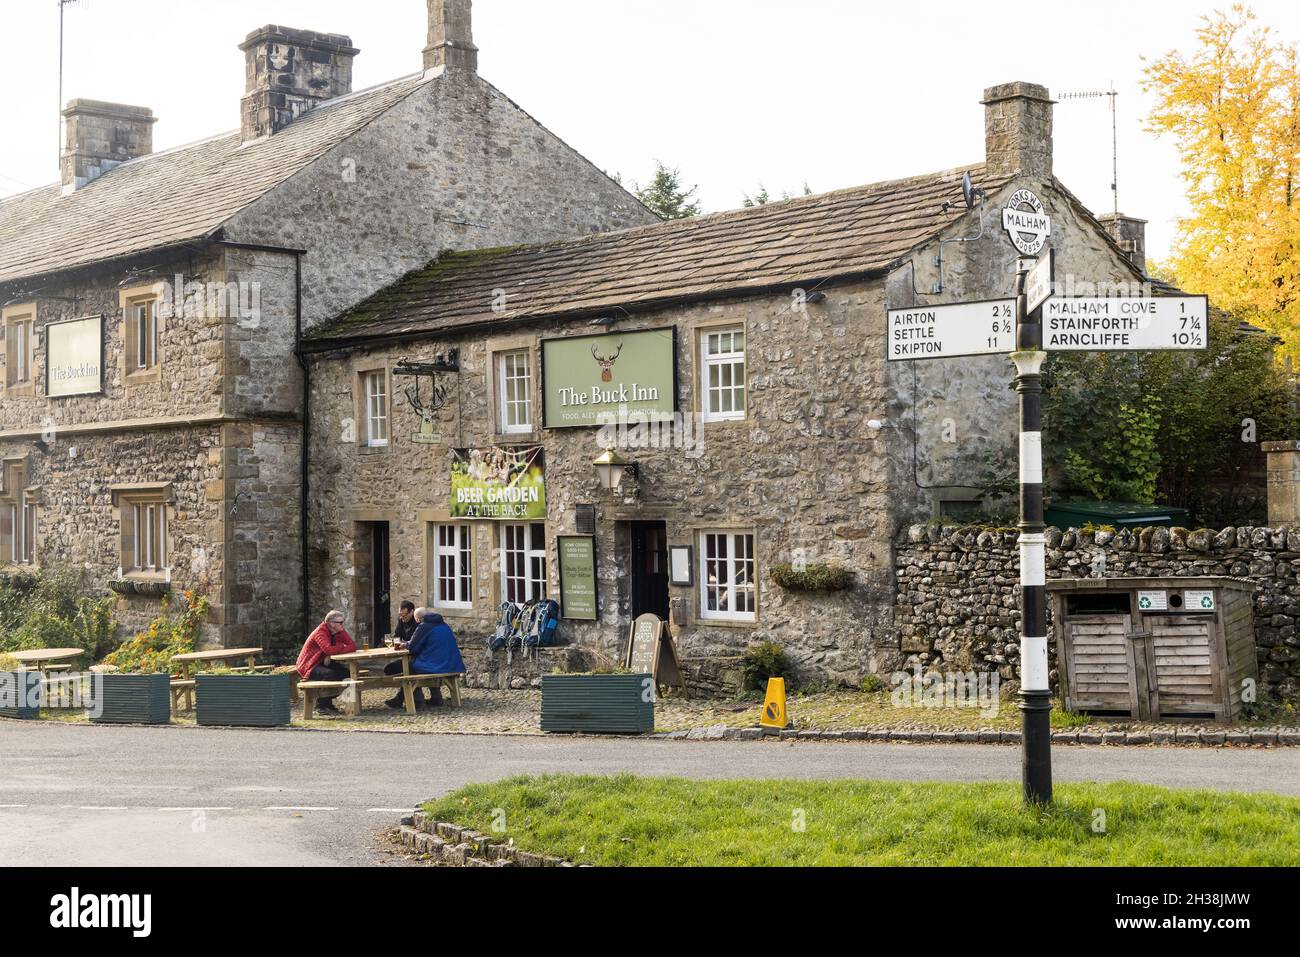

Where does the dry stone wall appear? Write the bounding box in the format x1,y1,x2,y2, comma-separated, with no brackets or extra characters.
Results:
895,523,1300,700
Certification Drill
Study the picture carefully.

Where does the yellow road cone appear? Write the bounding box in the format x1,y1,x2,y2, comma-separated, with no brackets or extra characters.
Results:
760,677,789,732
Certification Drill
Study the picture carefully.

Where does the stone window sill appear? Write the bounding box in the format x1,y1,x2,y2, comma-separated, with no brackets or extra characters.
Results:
696,615,760,630
110,577,172,597
124,368,162,386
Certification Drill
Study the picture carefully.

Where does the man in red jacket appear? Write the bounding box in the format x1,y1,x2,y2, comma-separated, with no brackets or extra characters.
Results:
296,610,356,715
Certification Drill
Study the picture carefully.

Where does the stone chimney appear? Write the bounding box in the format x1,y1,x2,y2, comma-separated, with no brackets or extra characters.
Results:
1098,213,1148,275
240,25,359,141
982,82,1054,181
60,100,156,192
424,0,478,73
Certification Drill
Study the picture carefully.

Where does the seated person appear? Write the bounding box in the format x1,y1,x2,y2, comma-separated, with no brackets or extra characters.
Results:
393,600,419,645
296,610,357,715
385,607,466,710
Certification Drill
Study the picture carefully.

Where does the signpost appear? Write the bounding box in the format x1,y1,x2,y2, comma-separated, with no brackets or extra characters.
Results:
887,299,1015,360
1043,296,1208,351
1024,249,1054,316
888,187,1209,805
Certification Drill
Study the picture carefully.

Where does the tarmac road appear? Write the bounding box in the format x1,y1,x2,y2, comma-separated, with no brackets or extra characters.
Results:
2,720,1297,866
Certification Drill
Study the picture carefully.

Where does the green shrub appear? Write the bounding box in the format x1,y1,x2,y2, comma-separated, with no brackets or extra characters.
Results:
770,562,854,592
103,591,209,674
860,674,886,694
0,568,115,661
741,640,794,692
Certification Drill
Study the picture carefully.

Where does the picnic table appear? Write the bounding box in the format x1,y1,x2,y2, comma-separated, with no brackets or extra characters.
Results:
8,648,85,673
170,647,265,712
321,647,461,718
9,648,88,707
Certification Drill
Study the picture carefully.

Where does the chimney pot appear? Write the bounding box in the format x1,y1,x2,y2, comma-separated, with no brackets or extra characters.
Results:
1098,213,1149,276
60,100,157,192
424,0,478,73
982,81,1054,181
240,25,359,141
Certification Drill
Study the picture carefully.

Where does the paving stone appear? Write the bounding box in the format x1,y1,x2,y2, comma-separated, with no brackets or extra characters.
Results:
1077,732,1103,744
1200,731,1225,745
1125,733,1152,745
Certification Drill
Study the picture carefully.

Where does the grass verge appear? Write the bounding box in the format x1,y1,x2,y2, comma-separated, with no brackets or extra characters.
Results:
422,774,1300,866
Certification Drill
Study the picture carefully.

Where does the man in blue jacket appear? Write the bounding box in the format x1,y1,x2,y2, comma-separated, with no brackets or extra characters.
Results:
385,607,466,710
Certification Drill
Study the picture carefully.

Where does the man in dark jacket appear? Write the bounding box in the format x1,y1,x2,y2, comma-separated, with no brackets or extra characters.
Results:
393,600,419,645
385,608,466,709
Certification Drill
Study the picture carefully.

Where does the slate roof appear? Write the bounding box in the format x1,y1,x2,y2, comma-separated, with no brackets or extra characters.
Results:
305,164,1013,344
0,73,429,288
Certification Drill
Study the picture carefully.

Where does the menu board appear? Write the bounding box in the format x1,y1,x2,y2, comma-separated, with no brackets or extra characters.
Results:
556,535,598,620
625,613,685,691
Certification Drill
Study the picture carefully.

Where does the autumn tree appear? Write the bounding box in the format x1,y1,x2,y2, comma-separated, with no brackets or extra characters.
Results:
1143,4,1300,363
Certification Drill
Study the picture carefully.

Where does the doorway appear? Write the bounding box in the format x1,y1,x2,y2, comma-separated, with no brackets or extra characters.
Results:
630,521,670,620
370,521,391,646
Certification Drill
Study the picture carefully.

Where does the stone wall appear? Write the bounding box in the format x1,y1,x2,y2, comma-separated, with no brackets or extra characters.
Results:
4,423,226,645
894,523,1300,701
224,68,656,334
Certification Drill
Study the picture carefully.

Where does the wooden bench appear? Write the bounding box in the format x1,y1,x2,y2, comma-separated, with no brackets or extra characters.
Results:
40,672,85,707
170,679,196,715
299,680,351,720
392,673,462,708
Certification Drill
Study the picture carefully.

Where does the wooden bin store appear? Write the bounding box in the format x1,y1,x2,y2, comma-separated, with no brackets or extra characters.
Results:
1047,577,1257,722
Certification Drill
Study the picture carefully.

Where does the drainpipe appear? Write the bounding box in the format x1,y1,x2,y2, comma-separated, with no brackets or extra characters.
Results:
292,253,310,642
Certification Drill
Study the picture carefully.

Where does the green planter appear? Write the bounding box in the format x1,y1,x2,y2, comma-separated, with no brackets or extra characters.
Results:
540,674,654,734
196,673,291,727
0,671,41,719
91,673,171,725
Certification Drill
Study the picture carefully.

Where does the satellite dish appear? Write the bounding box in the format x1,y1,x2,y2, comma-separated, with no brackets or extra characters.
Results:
962,171,976,210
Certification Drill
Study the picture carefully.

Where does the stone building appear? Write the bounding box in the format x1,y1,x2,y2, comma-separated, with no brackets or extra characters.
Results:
299,81,1153,687
0,1,654,649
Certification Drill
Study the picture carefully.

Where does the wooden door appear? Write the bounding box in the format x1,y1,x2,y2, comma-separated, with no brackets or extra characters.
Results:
1062,615,1140,715
630,522,670,621
1144,616,1224,719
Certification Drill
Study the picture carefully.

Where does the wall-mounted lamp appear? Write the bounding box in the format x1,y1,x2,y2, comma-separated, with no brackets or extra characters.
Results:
593,446,638,492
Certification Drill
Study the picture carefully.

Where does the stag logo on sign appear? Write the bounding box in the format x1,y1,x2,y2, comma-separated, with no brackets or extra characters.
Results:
1002,188,1051,255
591,341,623,382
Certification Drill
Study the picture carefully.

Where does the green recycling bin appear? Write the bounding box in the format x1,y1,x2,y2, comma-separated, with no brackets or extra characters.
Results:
1045,501,1191,530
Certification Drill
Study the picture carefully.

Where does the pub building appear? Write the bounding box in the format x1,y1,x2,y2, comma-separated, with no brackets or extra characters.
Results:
0,1,1158,686
299,80,1153,689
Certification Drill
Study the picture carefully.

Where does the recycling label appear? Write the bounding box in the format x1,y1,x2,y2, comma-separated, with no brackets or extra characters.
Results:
1183,590,1216,612
1137,590,1167,612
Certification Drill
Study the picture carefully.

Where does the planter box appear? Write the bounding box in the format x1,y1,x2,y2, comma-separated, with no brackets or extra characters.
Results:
0,671,41,719
91,673,171,725
196,673,291,727
540,674,654,734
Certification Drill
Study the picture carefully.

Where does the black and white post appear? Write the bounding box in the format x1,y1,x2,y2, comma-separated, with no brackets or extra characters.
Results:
1012,260,1053,805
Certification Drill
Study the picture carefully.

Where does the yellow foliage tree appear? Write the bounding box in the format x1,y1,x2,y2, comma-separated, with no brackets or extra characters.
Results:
1143,4,1300,365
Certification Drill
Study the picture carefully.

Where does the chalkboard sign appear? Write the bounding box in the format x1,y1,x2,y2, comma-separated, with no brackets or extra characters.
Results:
557,535,598,620
625,613,685,692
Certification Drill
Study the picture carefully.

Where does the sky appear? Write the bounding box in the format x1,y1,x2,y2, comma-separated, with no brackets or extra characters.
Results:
3,0,1299,263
